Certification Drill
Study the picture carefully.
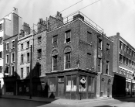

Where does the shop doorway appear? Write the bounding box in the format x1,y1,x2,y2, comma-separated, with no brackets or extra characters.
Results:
58,76,64,97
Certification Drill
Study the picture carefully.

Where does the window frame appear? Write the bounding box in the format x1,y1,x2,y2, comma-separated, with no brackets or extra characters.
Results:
11,40,15,49
65,30,71,43
6,54,9,64
11,52,15,63
52,55,58,71
37,49,42,59
64,52,71,70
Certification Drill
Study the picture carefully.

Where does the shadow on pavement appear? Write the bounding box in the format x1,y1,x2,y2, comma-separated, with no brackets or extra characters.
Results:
113,97,135,103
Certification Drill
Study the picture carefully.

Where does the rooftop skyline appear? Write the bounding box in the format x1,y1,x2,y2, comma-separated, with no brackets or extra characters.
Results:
0,0,135,47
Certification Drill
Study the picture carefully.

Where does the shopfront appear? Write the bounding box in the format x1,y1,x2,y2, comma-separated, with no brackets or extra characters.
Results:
46,68,97,99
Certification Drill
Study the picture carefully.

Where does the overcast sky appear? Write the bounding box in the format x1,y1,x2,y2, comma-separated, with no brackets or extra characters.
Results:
0,0,135,47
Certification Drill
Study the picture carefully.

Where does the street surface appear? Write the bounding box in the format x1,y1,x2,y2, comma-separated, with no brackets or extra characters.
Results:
0,97,135,107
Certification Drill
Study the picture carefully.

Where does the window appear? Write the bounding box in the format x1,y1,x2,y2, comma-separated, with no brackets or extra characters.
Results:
98,58,102,72
106,61,109,74
65,52,71,69
65,30,71,43
21,43,23,50
37,49,42,59
0,51,2,58
98,38,102,50
11,53,15,63
11,66,14,76
5,66,9,74
52,35,58,47
48,78,56,93
38,36,42,44
27,53,30,62
27,67,29,76
37,64,41,76
6,54,9,64
0,37,3,44
106,43,110,54
87,53,91,69
66,75,77,92
0,66,2,73
0,24,2,30
21,54,24,64
26,41,29,49
52,55,58,71
6,43,9,50
119,54,122,63
87,32,92,43
11,40,15,49
21,68,23,78
119,41,123,50
79,76,87,92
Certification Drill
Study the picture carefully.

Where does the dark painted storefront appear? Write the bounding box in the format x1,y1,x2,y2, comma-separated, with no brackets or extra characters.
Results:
46,69,97,99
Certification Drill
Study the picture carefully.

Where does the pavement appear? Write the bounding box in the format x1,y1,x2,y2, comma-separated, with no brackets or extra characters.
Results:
0,95,114,106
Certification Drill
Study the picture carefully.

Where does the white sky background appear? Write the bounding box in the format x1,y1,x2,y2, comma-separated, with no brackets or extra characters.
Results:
0,0,135,47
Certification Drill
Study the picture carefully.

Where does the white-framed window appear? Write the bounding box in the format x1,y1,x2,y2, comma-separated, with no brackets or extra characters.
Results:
0,51,2,59
26,41,29,49
21,68,23,78
64,52,71,69
65,30,71,43
0,24,2,31
21,54,24,64
11,52,15,63
6,42,9,50
21,43,23,50
11,40,15,49
6,54,9,64
52,55,58,71
27,52,30,63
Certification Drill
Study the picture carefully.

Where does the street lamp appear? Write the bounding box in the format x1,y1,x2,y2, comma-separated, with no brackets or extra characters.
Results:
131,73,135,98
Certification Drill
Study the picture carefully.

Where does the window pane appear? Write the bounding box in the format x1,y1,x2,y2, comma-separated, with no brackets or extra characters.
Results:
79,76,87,92
71,76,77,91
49,77,56,92
66,76,71,91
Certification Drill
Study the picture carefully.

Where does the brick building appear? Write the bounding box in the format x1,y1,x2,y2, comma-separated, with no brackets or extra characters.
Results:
46,12,113,99
110,33,135,97
3,34,18,95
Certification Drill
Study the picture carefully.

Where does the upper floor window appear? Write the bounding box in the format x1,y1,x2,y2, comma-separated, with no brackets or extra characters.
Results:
106,43,110,54
0,24,2,31
21,54,24,64
11,40,15,49
11,53,15,63
21,68,23,78
37,49,42,59
21,43,23,50
52,35,58,47
65,30,71,43
0,37,3,44
119,54,122,63
0,66,2,73
26,41,29,49
27,52,30,62
98,38,102,50
6,54,9,64
119,41,123,50
87,32,92,43
106,61,109,75
6,43,9,50
0,51,2,59
11,65,14,76
27,66,29,76
64,52,71,69
38,36,42,44
52,55,58,71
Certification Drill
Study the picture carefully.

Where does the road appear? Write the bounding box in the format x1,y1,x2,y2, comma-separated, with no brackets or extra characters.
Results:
0,97,135,107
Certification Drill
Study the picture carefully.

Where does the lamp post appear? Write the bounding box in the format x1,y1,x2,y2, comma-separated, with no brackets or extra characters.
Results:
131,74,135,98
29,45,32,99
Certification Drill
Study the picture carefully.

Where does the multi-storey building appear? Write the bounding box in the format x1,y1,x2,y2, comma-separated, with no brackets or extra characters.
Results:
110,33,135,97
46,12,113,99
17,23,32,96
0,8,21,95
3,34,18,95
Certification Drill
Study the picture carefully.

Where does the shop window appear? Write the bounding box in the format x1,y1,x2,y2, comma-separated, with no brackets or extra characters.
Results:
66,75,77,91
88,77,95,93
65,30,71,43
79,76,87,92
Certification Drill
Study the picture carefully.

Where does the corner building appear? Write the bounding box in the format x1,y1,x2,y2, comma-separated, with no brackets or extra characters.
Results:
46,12,113,99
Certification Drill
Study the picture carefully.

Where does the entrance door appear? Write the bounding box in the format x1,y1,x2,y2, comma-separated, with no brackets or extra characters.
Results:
58,76,64,98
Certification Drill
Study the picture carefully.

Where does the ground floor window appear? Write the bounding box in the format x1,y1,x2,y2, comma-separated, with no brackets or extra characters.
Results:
48,77,56,92
88,76,95,93
66,75,77,92
79,75,87,92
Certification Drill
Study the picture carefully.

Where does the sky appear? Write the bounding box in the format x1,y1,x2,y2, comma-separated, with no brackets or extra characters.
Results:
0,0,135,47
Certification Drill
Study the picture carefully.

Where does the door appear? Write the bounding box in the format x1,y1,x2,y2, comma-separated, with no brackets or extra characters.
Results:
58,76,64,98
